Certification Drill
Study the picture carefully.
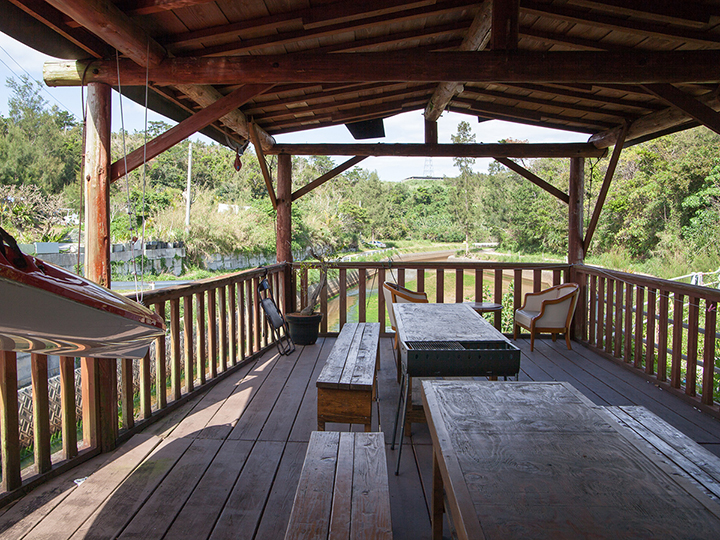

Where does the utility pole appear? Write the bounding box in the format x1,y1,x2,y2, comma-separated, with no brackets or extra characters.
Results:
185,142,192,232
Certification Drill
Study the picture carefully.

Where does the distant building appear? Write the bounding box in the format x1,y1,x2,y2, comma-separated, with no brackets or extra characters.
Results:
400,176,444,183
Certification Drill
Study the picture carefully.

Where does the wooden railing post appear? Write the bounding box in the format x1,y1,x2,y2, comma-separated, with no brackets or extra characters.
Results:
0,351,21,492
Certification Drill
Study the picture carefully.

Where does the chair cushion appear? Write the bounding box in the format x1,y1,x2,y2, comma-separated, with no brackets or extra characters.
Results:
515,309,539,328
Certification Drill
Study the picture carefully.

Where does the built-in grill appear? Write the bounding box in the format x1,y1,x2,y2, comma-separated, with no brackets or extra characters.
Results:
403,340,521,378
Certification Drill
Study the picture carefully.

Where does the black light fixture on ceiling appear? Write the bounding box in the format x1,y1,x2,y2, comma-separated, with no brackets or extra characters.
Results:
345,118,385,139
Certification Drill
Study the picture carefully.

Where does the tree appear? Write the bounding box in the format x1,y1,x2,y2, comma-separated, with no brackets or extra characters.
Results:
449,121,480,253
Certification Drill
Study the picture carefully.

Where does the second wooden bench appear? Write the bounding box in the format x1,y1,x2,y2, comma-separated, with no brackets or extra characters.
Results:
316,322,380,432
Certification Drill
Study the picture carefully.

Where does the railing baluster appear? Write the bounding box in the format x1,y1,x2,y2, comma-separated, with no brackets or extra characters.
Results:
320,276,328,333
183,295,194,392
0,350,21,491
207,289,218,379
514,268,522,315
31,353,51,473
59,356,77,459
597,276,605,350
378,266,386,331
645,288,657,375
121,358,134,430
475,268,482,301
252,277,261,351
702,300,717,406
339,267,347,329
238,280,246,362
301,266,309,310
170,298,181,401
657,290,669,382
624,284,633,363
533,269,542,292
154,302,167,409
229,283,237,366
219,285,228,371
686,296,700,397
140,350,151,419
614,281,623,359
493,269,503,330
634,286,645,369
437,268,445,303
456,268,464,302
605,279,613,355
359,268,367,322
397,268,405,288
671,293,684,388
246,279,254,355
589,274,597,345
417,267,425,294
553,269,561,286
196,292,207,384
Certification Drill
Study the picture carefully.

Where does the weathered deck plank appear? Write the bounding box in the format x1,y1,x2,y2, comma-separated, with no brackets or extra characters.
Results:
3,336,720,540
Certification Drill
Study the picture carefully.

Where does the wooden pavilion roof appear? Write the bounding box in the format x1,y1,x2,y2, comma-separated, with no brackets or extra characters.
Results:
3,0,720,153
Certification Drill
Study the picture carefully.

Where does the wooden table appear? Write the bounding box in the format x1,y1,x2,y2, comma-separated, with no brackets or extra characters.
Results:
391,303,520,474
421,380,720,540
463,301,503,329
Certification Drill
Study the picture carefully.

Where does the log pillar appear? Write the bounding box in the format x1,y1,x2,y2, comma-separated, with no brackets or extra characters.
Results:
82,82,117,452
569,156,585,341
425,119,438,145
277,153,294,312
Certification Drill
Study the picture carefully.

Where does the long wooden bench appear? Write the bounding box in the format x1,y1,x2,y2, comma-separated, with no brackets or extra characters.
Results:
603,406,720,500
284,431,392,540
316,322,380,431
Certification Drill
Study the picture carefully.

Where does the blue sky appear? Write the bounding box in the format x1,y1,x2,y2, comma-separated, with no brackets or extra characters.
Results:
1,32,588,182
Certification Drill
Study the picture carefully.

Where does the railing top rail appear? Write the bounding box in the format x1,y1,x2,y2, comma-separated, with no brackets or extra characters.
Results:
291,260,571,271
125,262,286,304
575,264,720,302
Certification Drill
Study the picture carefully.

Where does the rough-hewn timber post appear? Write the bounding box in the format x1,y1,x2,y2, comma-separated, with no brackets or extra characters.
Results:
569,157,585,340
83,82,117,452
277,153,294,312
425,119,438,145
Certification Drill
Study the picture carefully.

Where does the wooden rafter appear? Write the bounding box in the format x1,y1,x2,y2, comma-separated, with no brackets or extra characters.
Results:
492,0,519,50
448,106,598,135
584,122,630,253
110,84,273,182
505,84,663,113
494,157,569,204
249,123,278,210
643,84,720,136
424,2,492,122
44,0,166,66
267,143,606,158
291,157,368,201
569,0,715,26
589,92,720,148
46,50,720,87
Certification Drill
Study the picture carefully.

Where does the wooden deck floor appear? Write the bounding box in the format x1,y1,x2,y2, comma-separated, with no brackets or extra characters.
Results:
2,336,720,539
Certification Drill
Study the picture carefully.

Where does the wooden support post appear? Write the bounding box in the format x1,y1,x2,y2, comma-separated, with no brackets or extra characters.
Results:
0,351,21,492
277,152,294,312
425,119,438,144
568,157,585,266
82,82,117,453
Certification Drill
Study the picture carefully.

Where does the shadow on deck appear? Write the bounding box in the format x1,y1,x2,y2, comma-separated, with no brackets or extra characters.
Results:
2,336,720,539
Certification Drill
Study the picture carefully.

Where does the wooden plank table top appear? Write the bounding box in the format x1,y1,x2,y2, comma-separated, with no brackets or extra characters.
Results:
421,380,720,540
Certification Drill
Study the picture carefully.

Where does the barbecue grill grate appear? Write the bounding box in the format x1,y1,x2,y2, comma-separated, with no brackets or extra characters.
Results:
406,341,464,350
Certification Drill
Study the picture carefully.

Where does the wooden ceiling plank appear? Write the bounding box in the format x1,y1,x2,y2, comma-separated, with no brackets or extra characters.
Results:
584,122,629,253
643,83,720,136
109,83,272,182
249,122,278,210
47,50,720,87
492,0,519,50
5,0,110,58
291,156,368,201
267,142,607,158
568,0,715,27
590,91,720,148
447,104,599,134
120,0,222,17
44,0,166,66
494,157,569,204
520,0,720,47
505,83,663,112
425,1,492,122
179,0,478,56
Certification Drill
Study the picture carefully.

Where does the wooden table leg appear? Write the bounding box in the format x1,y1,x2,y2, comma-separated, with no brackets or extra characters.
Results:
432,449,444,540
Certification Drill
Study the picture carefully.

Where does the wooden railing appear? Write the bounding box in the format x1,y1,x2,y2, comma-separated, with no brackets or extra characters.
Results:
0,263,285,504
574,264,720,414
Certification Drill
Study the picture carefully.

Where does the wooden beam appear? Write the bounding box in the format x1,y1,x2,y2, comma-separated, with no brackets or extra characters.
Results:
424,2,492,121
110,84,272,182
249,122,278,210
584,122,629,253
43,0,166,66
494,157,569,204
44,50,720,87
643,84,720,136
268,142,606,158
492,0,519,50
589,92,720,148
175,84,276,151
292,156,367,201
